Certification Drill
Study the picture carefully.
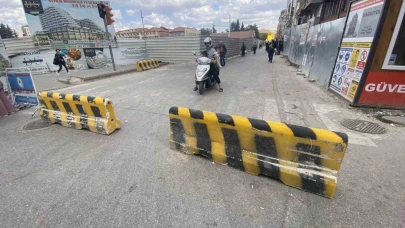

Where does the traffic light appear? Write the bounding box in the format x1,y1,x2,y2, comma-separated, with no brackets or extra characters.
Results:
105,6,115,25
97,3,106,19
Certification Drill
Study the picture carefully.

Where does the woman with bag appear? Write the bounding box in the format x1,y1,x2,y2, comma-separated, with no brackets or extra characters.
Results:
54,49,69,75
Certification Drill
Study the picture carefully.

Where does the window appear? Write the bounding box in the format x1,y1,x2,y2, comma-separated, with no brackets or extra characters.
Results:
383,1,405,70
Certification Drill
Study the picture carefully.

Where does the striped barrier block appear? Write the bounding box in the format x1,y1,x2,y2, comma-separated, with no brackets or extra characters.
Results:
169,107,348,198
37,92,121,135
136,59,160,72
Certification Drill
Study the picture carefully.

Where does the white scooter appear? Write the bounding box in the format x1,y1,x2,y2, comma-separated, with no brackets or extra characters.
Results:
193,51,216,95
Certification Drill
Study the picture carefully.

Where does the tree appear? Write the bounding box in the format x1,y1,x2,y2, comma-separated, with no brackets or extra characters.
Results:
259,33,268,40
230,21,236,32
236,19,240,31
245,24,260,39
225,29,229,33
0,23,19,38
12,30,18,38
200,28,212,36
241,22,245,31
212,24,217,34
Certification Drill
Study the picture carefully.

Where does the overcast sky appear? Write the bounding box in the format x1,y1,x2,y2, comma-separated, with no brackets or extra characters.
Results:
0,0,285,33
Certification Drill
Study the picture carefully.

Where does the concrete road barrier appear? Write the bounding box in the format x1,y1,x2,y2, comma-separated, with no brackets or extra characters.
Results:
37,92,121,135
169,106,349,198
136,59,160,72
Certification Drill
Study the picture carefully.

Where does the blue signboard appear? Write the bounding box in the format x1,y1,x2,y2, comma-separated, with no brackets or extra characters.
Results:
7,72,36,94
15,94,39,106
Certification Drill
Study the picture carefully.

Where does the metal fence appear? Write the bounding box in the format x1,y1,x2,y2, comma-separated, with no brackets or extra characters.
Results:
146,37,201,63
200,36,255,59
283,18,346,88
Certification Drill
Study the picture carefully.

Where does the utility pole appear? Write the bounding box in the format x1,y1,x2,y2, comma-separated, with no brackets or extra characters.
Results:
140,10,145,38
228,14,231,38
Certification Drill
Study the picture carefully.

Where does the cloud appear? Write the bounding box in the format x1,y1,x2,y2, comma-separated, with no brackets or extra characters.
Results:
126,9,136,16
1,0,284,34
144,13,174,28
112,9,123,20
0,7,27,29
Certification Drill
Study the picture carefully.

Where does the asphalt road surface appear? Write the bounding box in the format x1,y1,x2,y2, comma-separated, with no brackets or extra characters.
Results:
1,51,404,227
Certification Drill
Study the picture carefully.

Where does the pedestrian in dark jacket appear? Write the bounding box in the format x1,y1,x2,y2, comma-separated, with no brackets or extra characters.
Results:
54,49,69,75
219,41,227,66
252,42,258,54
0,81,14,116
268,40,275,63
241,42,246,57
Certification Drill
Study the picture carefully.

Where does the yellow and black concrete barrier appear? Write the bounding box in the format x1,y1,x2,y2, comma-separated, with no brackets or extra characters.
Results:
37,92,121,135
169,107,349,198
136,59,159,72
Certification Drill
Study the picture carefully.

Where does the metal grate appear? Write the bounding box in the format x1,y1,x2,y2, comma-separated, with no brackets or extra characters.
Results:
341,119,386,134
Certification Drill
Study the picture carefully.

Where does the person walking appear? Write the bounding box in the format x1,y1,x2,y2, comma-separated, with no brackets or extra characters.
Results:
54,49,69,75
268,40,275,63
252,42,258,54
0,80,14,117
241,42,246,57
219,41,227,66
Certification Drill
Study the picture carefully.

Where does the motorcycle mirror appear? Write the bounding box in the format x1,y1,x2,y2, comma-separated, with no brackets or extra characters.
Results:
192,51,196,55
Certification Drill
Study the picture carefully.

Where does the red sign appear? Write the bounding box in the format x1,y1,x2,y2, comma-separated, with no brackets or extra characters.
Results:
356,50,368,70
358,71,405,107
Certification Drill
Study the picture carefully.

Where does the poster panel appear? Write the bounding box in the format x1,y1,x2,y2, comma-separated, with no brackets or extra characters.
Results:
329,0,384,102
21,0,116,48
9,48,88,73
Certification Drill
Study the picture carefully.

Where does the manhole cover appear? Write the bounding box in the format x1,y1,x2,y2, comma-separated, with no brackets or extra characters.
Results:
23,119,51,131
341,119,386,134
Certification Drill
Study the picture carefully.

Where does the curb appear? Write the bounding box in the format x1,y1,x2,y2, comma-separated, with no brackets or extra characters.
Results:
58,62,170,85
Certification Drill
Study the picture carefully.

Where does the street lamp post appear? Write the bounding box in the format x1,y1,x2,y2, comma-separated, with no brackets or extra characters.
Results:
140,10,145,38
228,14,231,37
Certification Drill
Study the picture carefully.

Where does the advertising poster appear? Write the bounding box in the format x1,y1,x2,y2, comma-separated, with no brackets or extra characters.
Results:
22,0,116,47
9,49,88,73
112,46,148,66
0,36,10,71
329,0,384,102
83,48,108,69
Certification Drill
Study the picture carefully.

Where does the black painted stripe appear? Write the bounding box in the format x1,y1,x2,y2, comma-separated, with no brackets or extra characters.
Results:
41,109,49,119
49,100,59,111
169,107,179,115
59,93,66,100
47,92,53,98
73,95,81,102
170,118,186,151
296,143,324,195
222,128,244,171
216,113,235,126
286,124,317,140
87,96,96,104
189,109,204,119
249,118,272,132
333,131,349,144
91,106,102,118
194,122,212,160
76,104,86,115
296,143,321,166
255,135,280,179
62,102,73,113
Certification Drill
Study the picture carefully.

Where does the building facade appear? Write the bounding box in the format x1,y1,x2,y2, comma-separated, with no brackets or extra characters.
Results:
37,6,104,40
21,25,31,37
116,27,170,39
276,9,288,40
169,27,200,37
